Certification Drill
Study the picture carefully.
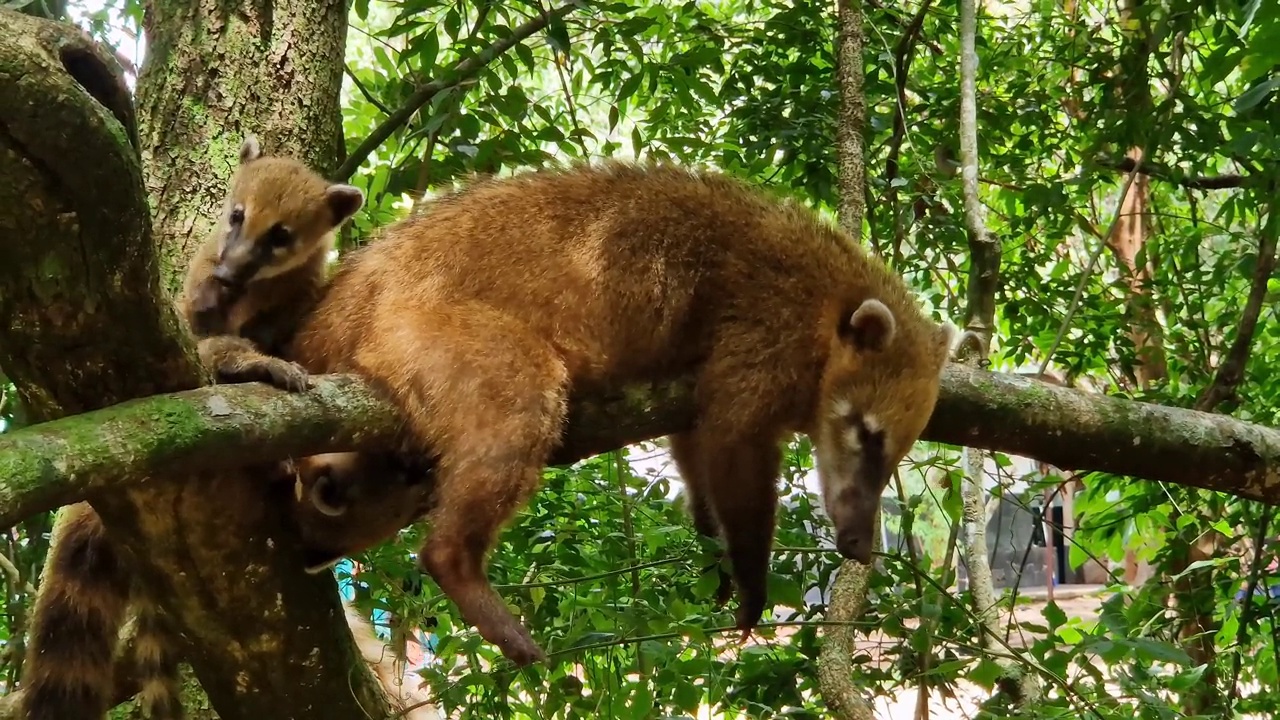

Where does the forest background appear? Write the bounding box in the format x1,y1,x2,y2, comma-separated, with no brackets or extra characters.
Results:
1,0,1279,718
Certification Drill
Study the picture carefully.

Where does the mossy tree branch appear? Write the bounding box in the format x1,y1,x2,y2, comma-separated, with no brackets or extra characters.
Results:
5,365,1280,586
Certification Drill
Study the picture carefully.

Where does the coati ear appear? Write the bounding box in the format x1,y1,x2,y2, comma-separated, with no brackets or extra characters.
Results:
240,135,262,164
846,299,896,352
325,184,365,226
309,474,349,517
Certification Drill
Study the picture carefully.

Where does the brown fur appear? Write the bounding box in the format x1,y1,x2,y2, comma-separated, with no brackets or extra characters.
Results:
179,134,364,392
286,161,955,665
20,503,131,720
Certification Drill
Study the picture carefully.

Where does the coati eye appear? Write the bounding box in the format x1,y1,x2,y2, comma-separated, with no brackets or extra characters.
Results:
229,206,245,225
265,222,293,248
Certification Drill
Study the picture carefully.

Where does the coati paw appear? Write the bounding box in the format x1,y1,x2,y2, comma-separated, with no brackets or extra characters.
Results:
734,594,766,638
490,625,547,667
263,359,312,393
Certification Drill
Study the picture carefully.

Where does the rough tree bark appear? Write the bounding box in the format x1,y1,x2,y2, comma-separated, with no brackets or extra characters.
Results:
815,1,877,716
0,8,391,719
954,0,1039,707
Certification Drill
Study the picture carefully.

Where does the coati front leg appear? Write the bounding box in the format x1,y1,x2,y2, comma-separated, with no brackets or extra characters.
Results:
680,423,782,638
196,335,310,392
670,432,735,607
361,304,570,666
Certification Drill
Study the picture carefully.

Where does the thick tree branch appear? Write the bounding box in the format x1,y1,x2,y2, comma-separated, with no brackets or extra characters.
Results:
5,367,1280,557
332,2,579,181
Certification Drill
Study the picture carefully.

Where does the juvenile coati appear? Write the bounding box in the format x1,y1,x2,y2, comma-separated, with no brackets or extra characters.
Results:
280,162,956,666
181,133,364,391
18,139,431,720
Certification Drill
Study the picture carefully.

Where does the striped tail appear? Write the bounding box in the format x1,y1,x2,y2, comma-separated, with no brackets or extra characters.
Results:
133,595,185,719
21,503,132,720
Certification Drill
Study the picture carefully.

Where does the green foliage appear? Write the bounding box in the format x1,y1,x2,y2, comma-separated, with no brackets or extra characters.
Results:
12,0,1280,716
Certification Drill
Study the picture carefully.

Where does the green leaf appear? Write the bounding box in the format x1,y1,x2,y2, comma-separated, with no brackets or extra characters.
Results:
1233,76,1280,113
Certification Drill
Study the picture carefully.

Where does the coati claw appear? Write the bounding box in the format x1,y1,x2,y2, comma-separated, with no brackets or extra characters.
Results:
265,359,311,393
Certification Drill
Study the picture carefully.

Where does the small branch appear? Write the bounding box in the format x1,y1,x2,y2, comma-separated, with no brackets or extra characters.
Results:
884,0,934,262
333,2,579,181
1195,211,1279,412
863,0,944,55
821,2,878,717
344,66,392,115
957,0,1035,704
833,0,869,242
1098,154,1249,190
817,558,878,719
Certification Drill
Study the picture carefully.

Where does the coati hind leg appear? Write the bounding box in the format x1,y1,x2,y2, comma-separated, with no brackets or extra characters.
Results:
670,433,719,539
365,304,569,667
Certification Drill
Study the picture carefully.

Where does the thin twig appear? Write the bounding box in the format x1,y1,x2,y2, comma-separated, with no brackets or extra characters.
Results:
333,2,579,181
1195,209,1278,412
344,66,392,116
1228,508,1275,705
1098,155,1248,190
1035,164,1142,377
884,0,935,265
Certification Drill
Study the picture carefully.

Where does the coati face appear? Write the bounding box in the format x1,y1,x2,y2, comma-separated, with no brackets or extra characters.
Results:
286,451,437,573
814,298,956,564
212,136,365,288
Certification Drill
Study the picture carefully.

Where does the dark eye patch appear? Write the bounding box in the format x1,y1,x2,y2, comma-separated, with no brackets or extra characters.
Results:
854,417,886,486
264,222,293,249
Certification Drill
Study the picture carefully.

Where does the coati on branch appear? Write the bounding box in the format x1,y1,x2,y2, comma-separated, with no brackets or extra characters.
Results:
279,162,955,667
181,133,365,392
19,139,433,720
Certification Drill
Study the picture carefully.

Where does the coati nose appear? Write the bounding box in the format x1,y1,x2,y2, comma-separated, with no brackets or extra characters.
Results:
212,264,238,285
835,532,873,564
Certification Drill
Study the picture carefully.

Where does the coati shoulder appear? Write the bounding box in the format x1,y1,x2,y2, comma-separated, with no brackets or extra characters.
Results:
180,135,364,391
284,161,954,666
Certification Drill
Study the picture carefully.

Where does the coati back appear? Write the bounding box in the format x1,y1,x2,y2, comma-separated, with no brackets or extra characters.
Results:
19,139,432,720
285,161,955,666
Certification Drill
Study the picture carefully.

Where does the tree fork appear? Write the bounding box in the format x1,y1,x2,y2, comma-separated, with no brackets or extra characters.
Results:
0,8,395,719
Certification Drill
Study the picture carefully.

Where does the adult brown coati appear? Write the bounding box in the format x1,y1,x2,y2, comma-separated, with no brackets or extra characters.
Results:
280,161,954,666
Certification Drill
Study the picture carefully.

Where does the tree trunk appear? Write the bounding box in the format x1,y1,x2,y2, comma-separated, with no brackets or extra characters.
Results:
136,0,350,297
